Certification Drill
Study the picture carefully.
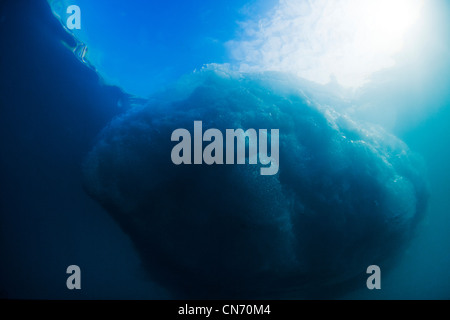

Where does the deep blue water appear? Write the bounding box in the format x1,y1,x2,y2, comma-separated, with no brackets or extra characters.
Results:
1,0,449,299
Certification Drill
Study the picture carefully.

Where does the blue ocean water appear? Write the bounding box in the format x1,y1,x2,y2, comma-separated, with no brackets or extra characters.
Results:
0,0,449,299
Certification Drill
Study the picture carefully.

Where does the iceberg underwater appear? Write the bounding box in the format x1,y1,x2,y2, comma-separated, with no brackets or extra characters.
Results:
82,67,428,298
5,0,450,300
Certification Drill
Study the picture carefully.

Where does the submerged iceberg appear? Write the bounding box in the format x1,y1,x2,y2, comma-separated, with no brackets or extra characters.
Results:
83,67,428,298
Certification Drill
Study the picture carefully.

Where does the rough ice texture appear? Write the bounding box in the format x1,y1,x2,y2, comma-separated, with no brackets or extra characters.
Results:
83,67,428,298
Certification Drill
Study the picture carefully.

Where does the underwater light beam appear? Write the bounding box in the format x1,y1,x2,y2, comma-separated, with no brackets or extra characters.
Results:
230,0,425,88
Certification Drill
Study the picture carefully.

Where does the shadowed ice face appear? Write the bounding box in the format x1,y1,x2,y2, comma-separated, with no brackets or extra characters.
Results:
83,68,428,298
